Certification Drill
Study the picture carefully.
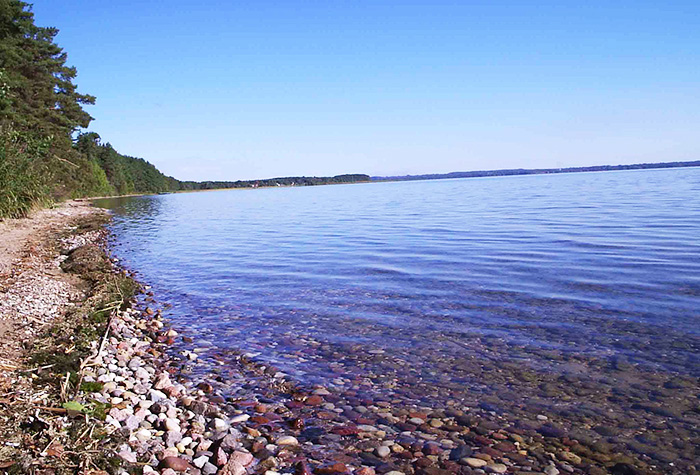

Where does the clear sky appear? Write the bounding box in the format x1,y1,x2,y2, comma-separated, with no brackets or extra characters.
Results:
31,1,699,181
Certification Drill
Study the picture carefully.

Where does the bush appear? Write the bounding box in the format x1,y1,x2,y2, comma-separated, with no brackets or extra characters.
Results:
0,127,53,218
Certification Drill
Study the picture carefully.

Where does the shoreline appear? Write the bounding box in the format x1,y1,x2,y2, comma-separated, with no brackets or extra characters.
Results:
0,202,666,475
82,164,700,204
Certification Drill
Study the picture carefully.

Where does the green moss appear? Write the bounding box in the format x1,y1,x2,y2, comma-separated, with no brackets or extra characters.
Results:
80,381,104,393
87,400,110,420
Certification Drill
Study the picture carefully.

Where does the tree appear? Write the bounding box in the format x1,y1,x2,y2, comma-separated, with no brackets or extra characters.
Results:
0,0,95,140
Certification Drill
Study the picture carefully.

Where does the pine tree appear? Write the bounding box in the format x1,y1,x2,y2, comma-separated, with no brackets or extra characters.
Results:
0,0,95,139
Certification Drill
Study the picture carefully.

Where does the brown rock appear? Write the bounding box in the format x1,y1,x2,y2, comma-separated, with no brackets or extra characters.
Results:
295,460,313,475
315,461,349,474
494,442,516,452
290,417,305,430
159,457,190,471
305,395,324,406
220,458,245,475
230,451,254,467
423,442,442,455
332,426,359,436
215,447,228,467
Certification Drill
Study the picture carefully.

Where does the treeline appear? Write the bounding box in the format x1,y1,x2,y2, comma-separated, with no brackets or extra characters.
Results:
75,133,174,195
0,1,177,217
177,174,370,191
374,160,700,182
0,1,370,217
0,2,367,218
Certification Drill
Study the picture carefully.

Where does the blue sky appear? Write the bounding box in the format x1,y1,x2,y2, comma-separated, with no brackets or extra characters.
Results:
32,1,699,181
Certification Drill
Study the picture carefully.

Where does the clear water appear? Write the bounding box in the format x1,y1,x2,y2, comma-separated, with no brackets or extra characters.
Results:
95,169,700,468
97,168,700,417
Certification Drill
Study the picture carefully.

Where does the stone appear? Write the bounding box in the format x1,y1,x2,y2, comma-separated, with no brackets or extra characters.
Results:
134,429,152,441
305,395,324,406
118,449,137,463
559,451,582,464
160,456,190,471
544,466,560,475
450,445,472,460
154,373,172,389
220,458,246,475
218,434,239,451
230,413,250,423
165,430,183,447
135,367,150,380
125,415,140,431
202,462,218,475
212,418,229,432
193,455,209,469
315,462,348,474
164,418,181,432
486,464,508,473
463,458,488,468
230,451,254,467
376,446,391,458
276,435,299,446
215,447,228,466
128,357,143,370
149,389,167,402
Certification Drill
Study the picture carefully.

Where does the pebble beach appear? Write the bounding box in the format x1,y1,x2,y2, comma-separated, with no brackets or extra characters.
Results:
0,198,696,475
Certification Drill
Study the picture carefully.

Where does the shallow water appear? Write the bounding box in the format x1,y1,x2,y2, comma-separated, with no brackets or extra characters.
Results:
97,168,700,467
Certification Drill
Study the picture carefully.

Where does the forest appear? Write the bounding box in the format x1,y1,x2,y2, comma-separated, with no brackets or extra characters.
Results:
0,1,368,218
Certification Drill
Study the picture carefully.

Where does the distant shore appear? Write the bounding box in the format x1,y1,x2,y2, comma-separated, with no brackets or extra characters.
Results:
83,160,700,204
373,160,700,182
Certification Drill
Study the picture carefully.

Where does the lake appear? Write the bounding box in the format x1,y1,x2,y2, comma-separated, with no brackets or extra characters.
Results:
96,167,700,471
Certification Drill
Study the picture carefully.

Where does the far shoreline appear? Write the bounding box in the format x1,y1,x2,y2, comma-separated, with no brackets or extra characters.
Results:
84,161,700,204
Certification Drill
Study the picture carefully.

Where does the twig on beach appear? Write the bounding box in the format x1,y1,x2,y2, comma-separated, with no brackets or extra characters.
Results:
40,436,58,456
60,371,70,402
37,406,67,414
19,364,55,373
75,422,94,444
25,315,48,325
73,278,124,398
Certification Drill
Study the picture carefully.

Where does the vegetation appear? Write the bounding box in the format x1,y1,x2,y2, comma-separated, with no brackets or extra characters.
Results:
0,1,370,218
177,173,371,191
0,0,112,217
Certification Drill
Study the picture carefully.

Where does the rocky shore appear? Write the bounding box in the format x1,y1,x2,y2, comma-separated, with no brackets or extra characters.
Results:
0,202,683,475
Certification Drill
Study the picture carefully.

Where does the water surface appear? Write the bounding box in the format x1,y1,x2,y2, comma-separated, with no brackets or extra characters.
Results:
97,168,700,467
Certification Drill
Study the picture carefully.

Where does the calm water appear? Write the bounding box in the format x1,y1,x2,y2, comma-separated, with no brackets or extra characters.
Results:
97,168,700,410
96,169,700,468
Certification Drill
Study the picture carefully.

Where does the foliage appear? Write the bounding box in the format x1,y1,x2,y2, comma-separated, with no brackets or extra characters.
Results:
0,2,171,217
76,132,175,194
177,173,371,191
0,1,370,219
0,126,52,217
0,0,94,138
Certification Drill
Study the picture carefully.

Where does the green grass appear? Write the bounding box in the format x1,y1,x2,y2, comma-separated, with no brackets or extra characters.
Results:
0,127,53,218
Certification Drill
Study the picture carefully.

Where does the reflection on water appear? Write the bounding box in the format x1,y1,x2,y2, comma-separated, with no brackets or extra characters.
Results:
96,168,700,470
